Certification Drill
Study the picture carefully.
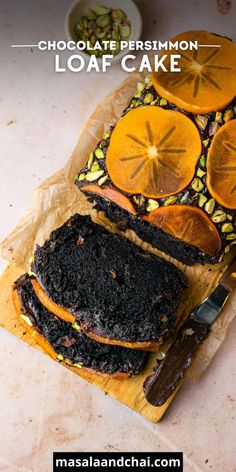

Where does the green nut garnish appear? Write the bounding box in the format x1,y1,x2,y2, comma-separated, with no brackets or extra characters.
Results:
73,362,83,369
78,173,86,182
103,131,110,139
221,223,234,233
72,322,81,332
159,98,167,106
202,138,209,148
198,194,207,207
212,210,227,223
91,162,100,172
87,152,94,169
191,178,204,192
215,111,223,124
137,82,145,92
200,155,206,168
146,199,159,212
197,168,206,178
21,314,33,327
195,115,208,130
86,170,104,181
164,196,177,205
74,6,131,57
94,148,104,159
57,354,64,361
204,198,215,215
226,233,236,240
223,108,234,123
180,193,189,203
144,93,154,104
209,121,220,136
98,175,108,186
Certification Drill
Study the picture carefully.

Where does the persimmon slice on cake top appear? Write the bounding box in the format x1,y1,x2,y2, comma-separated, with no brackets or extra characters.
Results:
143,205,221,257
206,119,236,210
80,184,137,215
152,31,236,114
106,106,201,199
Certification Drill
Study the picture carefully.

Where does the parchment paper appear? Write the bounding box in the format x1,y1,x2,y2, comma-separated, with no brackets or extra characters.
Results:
0,72,235,380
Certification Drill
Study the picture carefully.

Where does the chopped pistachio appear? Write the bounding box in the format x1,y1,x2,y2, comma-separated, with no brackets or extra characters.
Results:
197,168,206,178
223,108,234,123
159,98,167,106
28,269,37,278
221,222,234,233
134,91,142,98
29,255,34,265
137,81,145,92
226,233,236,240
21,314,33,327
98,175,108,186
212,210,227,223
91,162,100,172
147,199,159,212
120,25,131,39
73,362,83,369
87,151,94,169
180,193,188,203
195,115,208,130
144,74,152,84
224,245,231,254
72,322,81,331
57,354,64,361
144,93,154,104
94,5,111,15
151,99,158,105
103,131,110,139
205,198,215,215
86,170,104,181
198,194,207,207
200,155,206,167
164,196,177,205
209,121,220,136
202,138,209,148
215,111,223,123
96,14,111,28
94,148,104,159
191,178,204,192
133,195,145,206
227,214,233,221
78,173,86,181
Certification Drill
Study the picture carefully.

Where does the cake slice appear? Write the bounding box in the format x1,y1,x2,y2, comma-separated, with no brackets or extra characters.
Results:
31,214,187,351
75,31,236,266
13,274,148,378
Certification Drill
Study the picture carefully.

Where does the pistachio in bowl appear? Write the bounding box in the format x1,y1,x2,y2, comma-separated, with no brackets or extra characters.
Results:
74,5,131,57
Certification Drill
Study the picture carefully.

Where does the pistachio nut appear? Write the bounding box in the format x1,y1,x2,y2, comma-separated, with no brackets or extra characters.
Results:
86,170,104,181
212,210,227,223
164,196,177,205
146,199,159,212
204,198,215,215
94,148,104,159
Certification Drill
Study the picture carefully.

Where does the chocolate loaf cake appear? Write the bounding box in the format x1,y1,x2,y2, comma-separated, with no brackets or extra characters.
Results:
31,214,187,350
13,274,148,377
75,31,236,266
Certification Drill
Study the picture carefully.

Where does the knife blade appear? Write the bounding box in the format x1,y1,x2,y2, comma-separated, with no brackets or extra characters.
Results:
143,256,236,407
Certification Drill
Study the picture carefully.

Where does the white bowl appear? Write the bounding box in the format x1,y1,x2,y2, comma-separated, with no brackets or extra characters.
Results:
65,0,142,64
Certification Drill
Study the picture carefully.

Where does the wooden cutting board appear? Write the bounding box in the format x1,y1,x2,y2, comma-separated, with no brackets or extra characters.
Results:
0,257,232,423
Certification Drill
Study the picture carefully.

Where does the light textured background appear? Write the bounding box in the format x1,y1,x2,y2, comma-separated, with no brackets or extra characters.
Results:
0,1,236,470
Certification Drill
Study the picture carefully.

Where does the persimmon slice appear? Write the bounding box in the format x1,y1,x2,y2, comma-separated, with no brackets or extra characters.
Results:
81,184,137,215
152,31,236,113
207,120,236,209
142,205,221,257
31,279,76,324
106,106,201,198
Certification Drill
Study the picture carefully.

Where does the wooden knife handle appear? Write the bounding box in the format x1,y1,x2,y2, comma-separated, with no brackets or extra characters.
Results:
143,317,209,407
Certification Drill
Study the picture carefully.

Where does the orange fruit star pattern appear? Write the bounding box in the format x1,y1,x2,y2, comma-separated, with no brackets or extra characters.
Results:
142,205,221,257
152,31,236,114
106,107,202,199
207,119,236,209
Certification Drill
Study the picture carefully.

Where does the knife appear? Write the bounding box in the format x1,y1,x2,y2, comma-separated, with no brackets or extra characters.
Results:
143,256,236,407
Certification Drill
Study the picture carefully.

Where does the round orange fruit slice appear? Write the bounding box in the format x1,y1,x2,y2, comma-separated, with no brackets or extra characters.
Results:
106,106,201,199
207,119,236,209
152,31,236,114
142,205,221,257
81,184,137,215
